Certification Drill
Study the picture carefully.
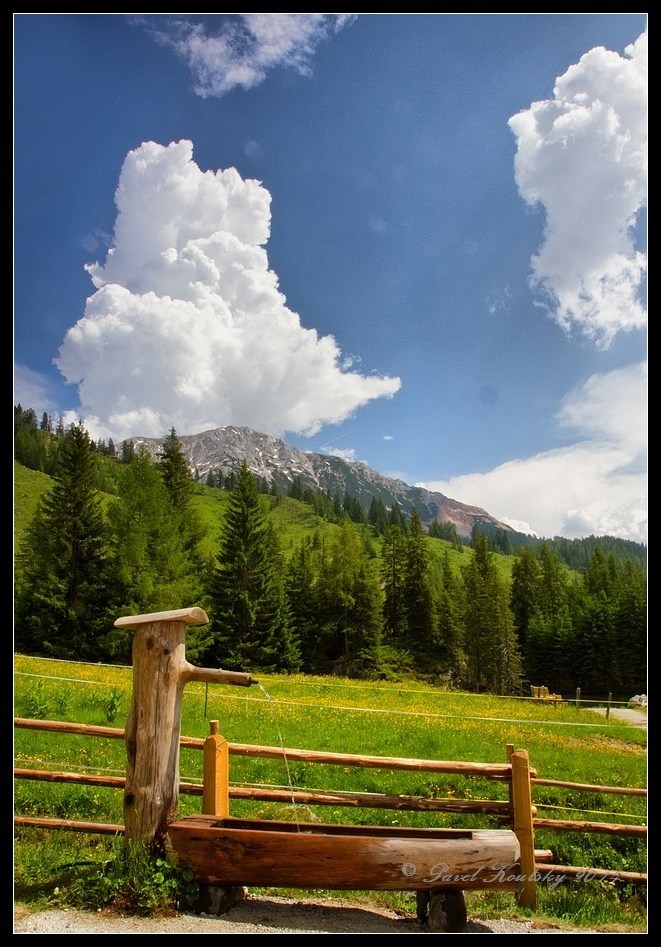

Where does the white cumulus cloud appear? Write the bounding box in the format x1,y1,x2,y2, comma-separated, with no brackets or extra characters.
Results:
508,29,647,347
55,139,400,443
418,362,647,545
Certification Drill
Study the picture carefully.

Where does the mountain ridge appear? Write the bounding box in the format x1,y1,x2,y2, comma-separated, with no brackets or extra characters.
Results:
128,425,520,541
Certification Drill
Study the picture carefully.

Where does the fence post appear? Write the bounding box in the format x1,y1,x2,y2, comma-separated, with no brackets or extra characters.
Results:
117,607,209,852
505,743,515,808
115,606,254,854
575,687,581,710
606,692,612,721
510,749,537,909
203,720,229,817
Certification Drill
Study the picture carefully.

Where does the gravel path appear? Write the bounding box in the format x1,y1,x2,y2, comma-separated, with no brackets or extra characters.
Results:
590,706,647,728
14,895,605,935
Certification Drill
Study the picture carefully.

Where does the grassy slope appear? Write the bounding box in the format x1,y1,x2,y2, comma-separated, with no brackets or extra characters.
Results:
15,460,492,580
13,461,54,550
13,655,647,930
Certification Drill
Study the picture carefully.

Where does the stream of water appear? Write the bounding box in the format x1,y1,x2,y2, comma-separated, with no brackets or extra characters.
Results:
256,682,304,830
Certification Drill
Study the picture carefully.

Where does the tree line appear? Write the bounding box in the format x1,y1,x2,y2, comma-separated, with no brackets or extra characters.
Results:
14,409,646,697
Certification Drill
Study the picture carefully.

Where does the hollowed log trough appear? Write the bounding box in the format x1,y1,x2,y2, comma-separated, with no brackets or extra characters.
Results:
168,815,521,930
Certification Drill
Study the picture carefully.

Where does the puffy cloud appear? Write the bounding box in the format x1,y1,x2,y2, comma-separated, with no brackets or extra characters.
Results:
508,30,647,347
325,447,358,462
418,362,647,545
136,14,355,98
55,140,400,443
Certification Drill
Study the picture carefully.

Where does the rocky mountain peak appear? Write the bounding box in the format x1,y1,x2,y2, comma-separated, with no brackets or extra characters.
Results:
128,425,518,541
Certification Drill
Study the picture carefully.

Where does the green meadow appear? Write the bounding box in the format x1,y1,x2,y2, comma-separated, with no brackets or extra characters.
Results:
14,654,646,930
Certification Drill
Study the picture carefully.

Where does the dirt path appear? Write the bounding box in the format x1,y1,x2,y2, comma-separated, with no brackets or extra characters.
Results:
590,706,647,728
14,896,609,934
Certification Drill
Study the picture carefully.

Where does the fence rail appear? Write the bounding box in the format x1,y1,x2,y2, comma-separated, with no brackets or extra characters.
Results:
13,607,647,919
14,715,647,891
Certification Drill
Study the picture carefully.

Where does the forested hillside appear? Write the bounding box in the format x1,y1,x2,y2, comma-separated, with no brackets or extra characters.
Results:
14,407,647,697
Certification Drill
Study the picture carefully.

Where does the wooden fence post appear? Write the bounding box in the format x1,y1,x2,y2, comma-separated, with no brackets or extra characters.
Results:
115,607,254,854
575,687,581,709
510,749,537,909
203,720,229,817
505,743,515,813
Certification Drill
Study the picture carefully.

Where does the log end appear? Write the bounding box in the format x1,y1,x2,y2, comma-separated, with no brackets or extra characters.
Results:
114,607,209,629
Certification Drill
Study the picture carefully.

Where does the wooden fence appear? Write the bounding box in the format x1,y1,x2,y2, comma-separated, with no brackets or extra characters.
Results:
14,608,647,917
14,715,647,889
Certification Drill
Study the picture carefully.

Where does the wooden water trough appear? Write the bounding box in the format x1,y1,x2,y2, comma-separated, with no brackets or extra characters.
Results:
168,815,521,932
118,608,531,932
168,815,522,891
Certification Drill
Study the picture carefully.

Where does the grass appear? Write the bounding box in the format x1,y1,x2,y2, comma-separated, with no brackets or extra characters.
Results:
13,655,647,930
13,461,54,549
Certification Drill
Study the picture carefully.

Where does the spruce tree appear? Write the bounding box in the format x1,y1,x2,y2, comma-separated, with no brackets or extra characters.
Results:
381,524,408,648
612,560,647,694
461,533,519,693
437,551,466,682
510,546,540,653
157,427,205,568
158,427,192,515
402,509,436,657
15,422,117,659
286,540,320,670
107,445,208,660
525,544,574,691
314,517,382,674
207,462,297,672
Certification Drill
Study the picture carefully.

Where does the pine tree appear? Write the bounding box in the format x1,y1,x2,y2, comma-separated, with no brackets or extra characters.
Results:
206,462,297,672
286,540,321,671
352,558,388,678
15,422,117,659
461,534,508,692
368,496,389,535
525,544,574,690
262,522,301,672
158,427,205,566
494,588,524,695
437,551,465,681
158,428,193,516
402,510,436,656
314,517,383,674
381,524,408,647
107,445,208,660
537,543,570,616
510,546,540,653
612,560,647,694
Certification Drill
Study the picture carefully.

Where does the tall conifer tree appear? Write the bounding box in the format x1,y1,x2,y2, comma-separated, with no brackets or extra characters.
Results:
15,422,117,658
207,462,298,672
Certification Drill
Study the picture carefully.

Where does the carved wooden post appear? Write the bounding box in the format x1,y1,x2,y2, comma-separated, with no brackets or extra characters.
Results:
203,720,230,817
510,749,537,909
115,607,254,853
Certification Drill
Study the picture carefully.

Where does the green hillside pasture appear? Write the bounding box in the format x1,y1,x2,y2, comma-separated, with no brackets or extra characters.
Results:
14,658,646,898
184,486,346,564
265,495,345,559
189,484,232,561
13,461,54,550
12,460,560,589
15,656,646,836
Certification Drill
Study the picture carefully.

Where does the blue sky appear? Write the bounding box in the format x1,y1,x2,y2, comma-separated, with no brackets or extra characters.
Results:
13,14,647,544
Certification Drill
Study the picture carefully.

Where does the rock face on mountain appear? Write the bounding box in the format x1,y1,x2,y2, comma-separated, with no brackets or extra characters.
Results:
129,426,518,541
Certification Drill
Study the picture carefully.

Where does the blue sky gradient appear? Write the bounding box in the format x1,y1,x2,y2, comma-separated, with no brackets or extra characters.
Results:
13,14,647,543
